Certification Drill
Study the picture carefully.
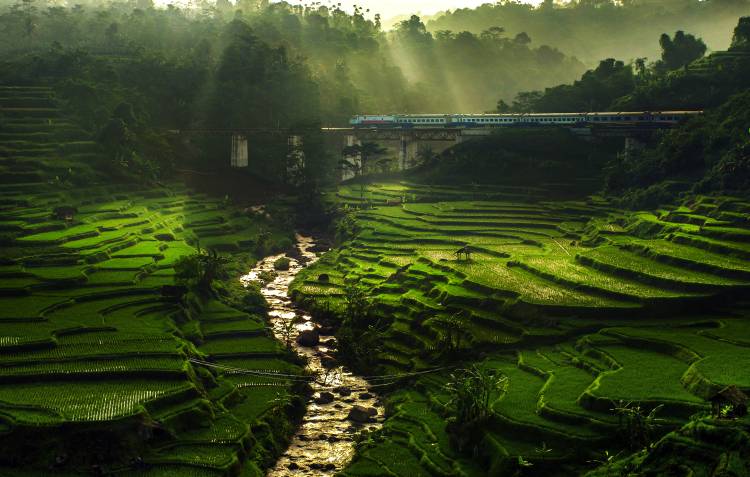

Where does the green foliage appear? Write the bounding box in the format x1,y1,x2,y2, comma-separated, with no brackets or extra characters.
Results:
335,284,384,372
334,212,359,244
445,365,507,453
612,401,665,450
273,257,290,271
656,30,707,73
428,0,747,66
501,58,635,113
174,249,230,293
605,89,750,199
731,17,750,50
412,127,616,189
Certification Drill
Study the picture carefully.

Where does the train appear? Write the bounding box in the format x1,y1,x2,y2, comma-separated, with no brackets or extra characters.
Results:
349,111,703,128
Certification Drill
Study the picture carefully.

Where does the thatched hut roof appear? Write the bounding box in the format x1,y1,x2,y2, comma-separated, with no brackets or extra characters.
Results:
710,385,748,406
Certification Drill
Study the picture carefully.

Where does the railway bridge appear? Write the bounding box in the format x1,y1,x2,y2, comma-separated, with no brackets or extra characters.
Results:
171,110,701,180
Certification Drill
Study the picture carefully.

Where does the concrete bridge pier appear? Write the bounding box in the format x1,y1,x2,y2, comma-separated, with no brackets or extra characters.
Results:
342,134,362,181
399,134,420,170
454,131,466,145
230,134,249,168
399,135,408,170
287,135,305,186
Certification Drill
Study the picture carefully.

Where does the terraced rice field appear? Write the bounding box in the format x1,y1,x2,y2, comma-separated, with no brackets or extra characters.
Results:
292,183,750,476
0,86,299,475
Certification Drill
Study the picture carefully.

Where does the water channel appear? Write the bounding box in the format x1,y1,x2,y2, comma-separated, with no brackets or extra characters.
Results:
241,234,384,476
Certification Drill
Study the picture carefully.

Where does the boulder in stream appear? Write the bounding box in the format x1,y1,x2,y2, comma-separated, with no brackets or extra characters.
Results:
314,392,335,405
347,405,378,423
334,386,352,396
296,329,319,347
320,354,337,369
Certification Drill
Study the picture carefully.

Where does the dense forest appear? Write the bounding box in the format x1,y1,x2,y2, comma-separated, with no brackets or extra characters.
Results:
428,0,750,66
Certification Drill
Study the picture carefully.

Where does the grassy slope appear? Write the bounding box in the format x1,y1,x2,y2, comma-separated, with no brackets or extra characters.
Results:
292,182,750,476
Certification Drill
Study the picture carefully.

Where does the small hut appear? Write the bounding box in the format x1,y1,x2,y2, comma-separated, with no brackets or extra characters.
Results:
710,385,748,418
455,246,473,261
52,206,77,221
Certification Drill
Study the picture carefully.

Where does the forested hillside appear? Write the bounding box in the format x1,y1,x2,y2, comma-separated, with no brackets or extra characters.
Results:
428,0,750,67
491,17,750,208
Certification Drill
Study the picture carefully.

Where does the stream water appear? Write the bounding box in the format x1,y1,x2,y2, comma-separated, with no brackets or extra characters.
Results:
241,234,384,476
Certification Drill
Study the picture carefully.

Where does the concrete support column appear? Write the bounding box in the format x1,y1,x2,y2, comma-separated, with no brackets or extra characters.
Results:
342,134,361,181
230,134,249,168
399,135,409,170
286,135,305,186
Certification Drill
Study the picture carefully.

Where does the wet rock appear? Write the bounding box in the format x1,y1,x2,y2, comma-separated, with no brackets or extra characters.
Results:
347,405,378,423
314,392,335,405
343,398,355,404
327,435,340,443
321,338,337,348
358,392,373,400
287,462,299,470
324,463,336,471
296,329,319,347
333,404,343,409
320,354,337,369
318,326,336,336
310,242,331,253
317,433,328,441
334,386,352,397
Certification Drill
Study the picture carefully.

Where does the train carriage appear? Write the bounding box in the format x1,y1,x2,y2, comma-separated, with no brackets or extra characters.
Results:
350,111,702,128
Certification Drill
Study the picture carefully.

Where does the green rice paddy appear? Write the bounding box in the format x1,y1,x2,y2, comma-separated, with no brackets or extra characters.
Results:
0,87,299,475
294,182,750,476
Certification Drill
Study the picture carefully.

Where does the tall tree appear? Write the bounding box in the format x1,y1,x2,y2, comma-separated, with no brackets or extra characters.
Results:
658,30,706,72
731,17,750,50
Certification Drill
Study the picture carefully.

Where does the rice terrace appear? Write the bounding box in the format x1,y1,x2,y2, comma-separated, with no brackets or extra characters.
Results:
1,0,750,476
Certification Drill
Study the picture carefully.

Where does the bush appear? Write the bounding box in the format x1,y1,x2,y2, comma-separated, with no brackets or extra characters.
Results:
242,282,267,314
174,249,229,293
273,257,291,271
445,365,507,453
617,183,677,210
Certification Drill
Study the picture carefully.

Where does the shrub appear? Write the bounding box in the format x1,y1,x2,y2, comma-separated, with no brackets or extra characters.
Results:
174,249,229,293
242,281,267,314
335,285,384,373
445,365,508,453
273,257,291,271
617,183,677,210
